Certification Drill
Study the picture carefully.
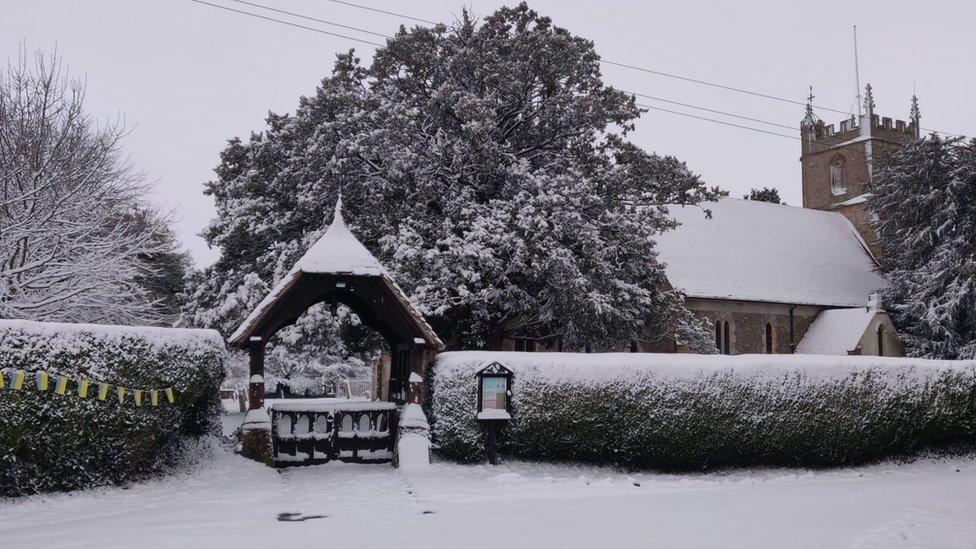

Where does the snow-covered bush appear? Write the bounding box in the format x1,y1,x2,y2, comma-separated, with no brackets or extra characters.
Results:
432,352,976,468
0,320,225,496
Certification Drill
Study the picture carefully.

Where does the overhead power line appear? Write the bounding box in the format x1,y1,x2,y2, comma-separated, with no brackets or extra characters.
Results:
227,0,388,38
186,0,385,47
636,103,800,141
321,0,437,25
605,59,848,116
627,90,798,131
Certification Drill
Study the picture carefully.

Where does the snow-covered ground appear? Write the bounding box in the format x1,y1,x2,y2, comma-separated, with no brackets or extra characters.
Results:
2,419,974,549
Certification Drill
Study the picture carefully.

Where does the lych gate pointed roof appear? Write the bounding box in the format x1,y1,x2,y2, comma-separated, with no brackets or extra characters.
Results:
293,196,385,276
227,197,442,348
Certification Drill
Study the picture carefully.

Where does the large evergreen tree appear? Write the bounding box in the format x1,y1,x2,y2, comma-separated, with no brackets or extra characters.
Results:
181,4,723,365
868,135,976,359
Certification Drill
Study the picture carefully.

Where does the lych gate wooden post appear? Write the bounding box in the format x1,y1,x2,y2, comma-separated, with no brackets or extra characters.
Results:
247,337,265,410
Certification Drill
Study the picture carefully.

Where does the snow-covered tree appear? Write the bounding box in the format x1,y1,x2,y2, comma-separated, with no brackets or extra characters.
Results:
867,135,976,359
744,187,781,204
0,49,178,325
182,4,723,357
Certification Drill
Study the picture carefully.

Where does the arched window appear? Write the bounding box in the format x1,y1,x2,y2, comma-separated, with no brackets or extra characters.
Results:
715,320,722,352
877,325,885,356
723,320,731,355
765,322,774,354
829,154,847,195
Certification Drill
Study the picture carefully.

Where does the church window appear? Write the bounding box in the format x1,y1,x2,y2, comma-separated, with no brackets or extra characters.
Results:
715,320,733,354
723,321,731,355
765,322,774,354
829,154,847,196
877,325,885,356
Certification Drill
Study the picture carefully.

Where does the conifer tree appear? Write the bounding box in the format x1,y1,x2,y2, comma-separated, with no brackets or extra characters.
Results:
744,187,781,204
867,135,976,359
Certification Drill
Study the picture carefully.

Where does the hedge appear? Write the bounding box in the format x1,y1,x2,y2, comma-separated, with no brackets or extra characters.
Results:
0,320,225,496
431,351,976,469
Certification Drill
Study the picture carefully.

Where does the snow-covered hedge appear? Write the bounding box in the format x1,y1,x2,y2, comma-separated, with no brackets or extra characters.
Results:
0,320,225,496
432,352,976,468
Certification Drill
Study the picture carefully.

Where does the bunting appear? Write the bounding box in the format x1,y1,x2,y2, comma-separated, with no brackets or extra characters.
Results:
0,369,177,408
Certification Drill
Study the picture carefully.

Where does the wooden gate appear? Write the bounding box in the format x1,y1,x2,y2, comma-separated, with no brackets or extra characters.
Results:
270,401,398,466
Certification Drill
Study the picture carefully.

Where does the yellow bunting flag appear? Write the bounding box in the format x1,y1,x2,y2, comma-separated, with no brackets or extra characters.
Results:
97,383,110,401
150,390,159,407
78,379,90,398
134,390,143,407
164,387,175,404
117,386,127,404
55,375,69,395
13,370,25,390
35,371,49,391
0,370,5,389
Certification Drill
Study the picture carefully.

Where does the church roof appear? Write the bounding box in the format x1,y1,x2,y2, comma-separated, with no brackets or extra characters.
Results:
228,198,442,348
795,307,878,355
654,198,887,307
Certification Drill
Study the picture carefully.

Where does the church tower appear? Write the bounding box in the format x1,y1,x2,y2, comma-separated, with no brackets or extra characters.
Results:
800,85,920,256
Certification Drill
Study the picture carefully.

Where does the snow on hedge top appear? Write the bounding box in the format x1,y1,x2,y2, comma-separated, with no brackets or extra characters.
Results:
654,199,887,307
0,318,224,350
796,307,876,355
435,351,974,384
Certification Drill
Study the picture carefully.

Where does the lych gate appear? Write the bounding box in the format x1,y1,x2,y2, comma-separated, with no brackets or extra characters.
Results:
228,197,442,464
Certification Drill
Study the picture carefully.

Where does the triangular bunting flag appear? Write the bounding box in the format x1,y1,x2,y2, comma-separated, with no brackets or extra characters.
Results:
151,390,159,407
13,370,25,390
134,390,143,407
97,383,110,401
117,386,127,404
165,387,175,404
0,369,5,389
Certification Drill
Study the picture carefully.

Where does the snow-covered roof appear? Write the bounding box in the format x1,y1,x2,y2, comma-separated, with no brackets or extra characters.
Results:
654,199,886,307
796,307,877,355
228,198,442,348
291,196,385,276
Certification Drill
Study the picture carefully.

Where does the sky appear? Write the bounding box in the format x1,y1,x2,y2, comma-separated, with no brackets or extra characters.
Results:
2,0,973,267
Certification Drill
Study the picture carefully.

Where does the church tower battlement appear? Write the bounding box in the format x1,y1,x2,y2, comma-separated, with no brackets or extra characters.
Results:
800,85,920,256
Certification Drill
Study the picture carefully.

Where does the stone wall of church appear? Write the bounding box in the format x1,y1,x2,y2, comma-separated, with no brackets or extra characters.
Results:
684,298,823,355
488,299,824,355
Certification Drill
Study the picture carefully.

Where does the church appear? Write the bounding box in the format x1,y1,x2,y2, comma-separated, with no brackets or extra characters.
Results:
503,85,920,357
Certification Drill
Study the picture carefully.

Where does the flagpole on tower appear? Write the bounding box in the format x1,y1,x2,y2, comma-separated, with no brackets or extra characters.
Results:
854,25,863,118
